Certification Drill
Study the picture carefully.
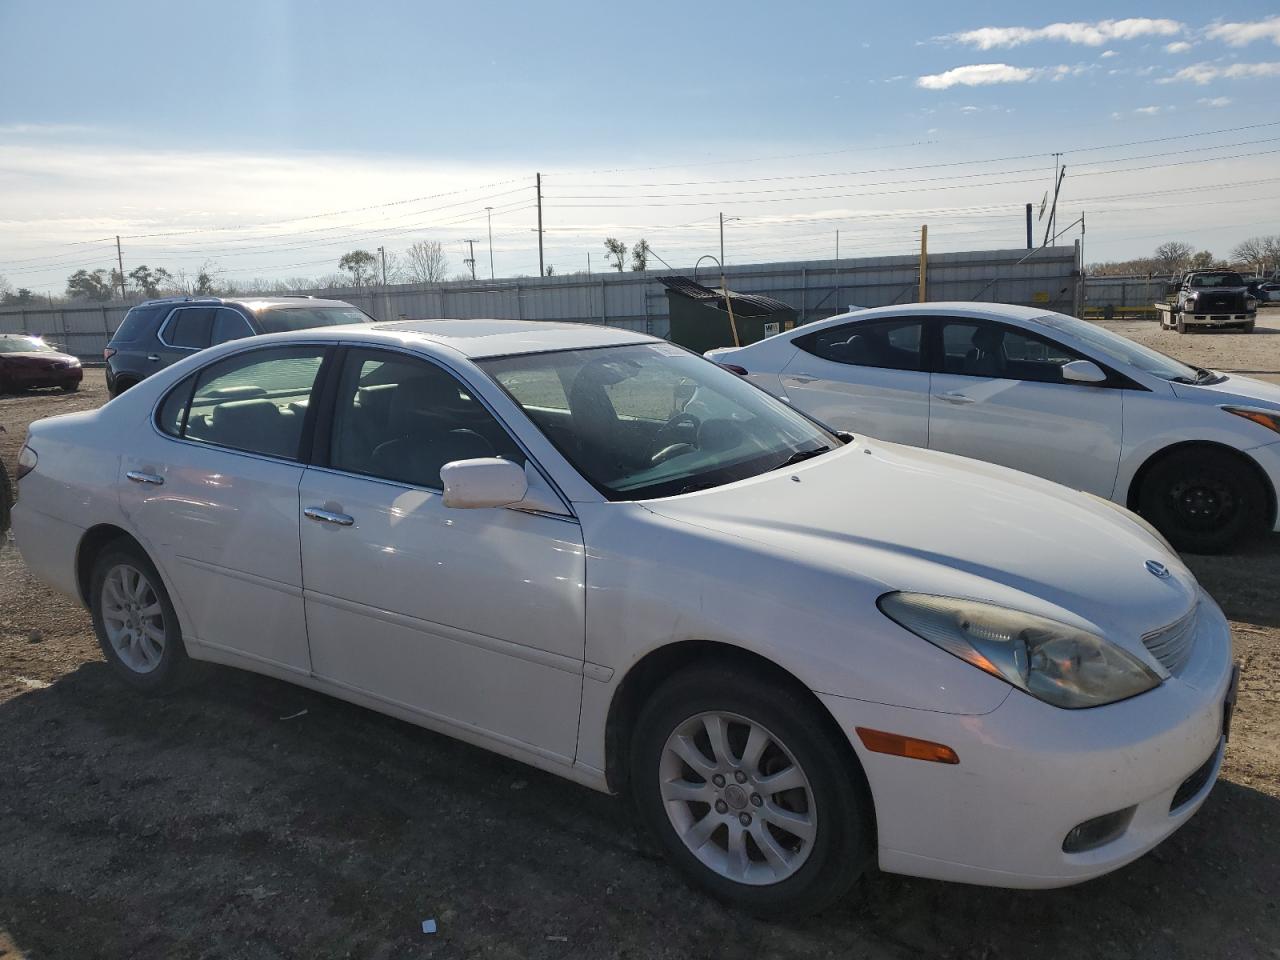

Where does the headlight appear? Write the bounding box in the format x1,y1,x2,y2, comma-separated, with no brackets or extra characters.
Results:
879,593,1161,709
1084,492,1178,555
1223,405,1280,436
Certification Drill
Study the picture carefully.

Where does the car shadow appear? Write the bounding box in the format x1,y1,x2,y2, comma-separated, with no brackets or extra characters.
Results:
1182,532,1280,629
1,661,1277,959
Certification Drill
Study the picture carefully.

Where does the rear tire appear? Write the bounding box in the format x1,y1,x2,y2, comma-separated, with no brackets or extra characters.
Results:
109,378,136,399
89,541,194,693
61,382,79,393
630,664,872,917
1137,448,1265,554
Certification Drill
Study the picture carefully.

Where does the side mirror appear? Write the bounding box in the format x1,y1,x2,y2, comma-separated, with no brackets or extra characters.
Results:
1061,359,1107,384
441,458,528,509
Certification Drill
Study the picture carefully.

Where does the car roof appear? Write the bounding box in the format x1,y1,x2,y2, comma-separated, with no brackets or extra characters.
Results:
133,295,359,311
349,318,655,359
830,302,1054,323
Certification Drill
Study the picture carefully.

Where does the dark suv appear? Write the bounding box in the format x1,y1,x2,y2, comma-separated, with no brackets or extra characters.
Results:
104,296,372,397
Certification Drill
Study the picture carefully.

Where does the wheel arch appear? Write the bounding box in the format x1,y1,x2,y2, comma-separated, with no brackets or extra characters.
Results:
75,523,148,606
1125,439,1277,530
602,639,874,824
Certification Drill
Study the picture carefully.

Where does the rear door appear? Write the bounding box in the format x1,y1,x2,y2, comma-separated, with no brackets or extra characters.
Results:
927,318,1123,496
778,316,930,445
119,344,330,673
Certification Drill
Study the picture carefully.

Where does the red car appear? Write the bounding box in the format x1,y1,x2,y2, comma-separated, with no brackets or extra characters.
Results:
0,334,83,393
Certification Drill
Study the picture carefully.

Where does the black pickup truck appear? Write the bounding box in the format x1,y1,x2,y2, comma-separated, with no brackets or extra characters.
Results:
1155,271,1258,333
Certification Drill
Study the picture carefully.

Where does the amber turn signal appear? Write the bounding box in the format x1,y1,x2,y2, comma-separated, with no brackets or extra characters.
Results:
855,727,959,764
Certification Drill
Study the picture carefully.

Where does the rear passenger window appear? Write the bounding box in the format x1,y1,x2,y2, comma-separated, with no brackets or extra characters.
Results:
165,308,216,350
159,347,326,459
794,319,924,371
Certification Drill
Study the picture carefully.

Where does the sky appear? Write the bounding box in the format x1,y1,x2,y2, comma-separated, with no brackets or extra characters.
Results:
1,0,1278,293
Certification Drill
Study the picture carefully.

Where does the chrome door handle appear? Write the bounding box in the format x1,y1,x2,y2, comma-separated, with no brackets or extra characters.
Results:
146,354,161,362
304,506,354,527
126,471,164,485
934,393,976,405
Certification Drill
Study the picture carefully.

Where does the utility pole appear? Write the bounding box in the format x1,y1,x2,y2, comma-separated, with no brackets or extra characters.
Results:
536,173,545,278
377,246,387,286
463,240,477,281
485,206,495,280
719,211,740,347
835,229,840,262
1042,164,1067,247
918,225,928,303
1025,203,1033,249
115,235,126,300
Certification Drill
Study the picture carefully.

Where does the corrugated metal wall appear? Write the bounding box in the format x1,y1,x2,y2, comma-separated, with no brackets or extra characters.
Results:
0,246,1079,359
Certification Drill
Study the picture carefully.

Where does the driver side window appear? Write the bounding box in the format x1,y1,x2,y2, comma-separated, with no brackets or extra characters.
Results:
939,321,1082,384
327,350,523,491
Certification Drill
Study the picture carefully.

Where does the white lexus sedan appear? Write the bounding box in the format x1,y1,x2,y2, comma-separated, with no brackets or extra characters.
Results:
13,320,1236,915
708,303,1280,553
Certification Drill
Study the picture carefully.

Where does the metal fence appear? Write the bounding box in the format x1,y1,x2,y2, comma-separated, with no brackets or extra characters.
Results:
1,246,1080,359
1083,275,1170,311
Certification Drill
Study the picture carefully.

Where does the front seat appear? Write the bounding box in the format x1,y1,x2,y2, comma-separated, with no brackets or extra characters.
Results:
963,327,1006,378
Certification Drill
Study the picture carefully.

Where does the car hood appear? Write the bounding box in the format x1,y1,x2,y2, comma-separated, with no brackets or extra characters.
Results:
1171,372,1280,410
643,440,1199,661
0,351,76,366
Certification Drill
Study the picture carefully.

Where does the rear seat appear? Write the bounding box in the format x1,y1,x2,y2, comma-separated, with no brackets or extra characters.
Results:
208,398,299,459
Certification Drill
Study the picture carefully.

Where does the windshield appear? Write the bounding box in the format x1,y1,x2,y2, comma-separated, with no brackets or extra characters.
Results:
1036,312,1199,383
254,305,371,334
0,336,56,354
1189,273,1244,288
480,342,839,501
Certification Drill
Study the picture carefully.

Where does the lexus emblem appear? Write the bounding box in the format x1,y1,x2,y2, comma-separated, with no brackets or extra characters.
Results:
1145,560,1171,580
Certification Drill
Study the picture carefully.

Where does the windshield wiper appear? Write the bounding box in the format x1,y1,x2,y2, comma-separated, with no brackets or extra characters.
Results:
776,445,831,469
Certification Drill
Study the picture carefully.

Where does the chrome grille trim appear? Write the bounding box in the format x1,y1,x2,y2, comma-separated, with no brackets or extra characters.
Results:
1142,604,1198,675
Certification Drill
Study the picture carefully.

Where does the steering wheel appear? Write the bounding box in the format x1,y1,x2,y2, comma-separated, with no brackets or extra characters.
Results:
649,412,701,464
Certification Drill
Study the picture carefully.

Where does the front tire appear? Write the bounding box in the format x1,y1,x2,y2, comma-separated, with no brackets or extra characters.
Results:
630,664,872,917
1176,317,1187,334
61,381,79,393
1138,448,1265,554
90,542,193,693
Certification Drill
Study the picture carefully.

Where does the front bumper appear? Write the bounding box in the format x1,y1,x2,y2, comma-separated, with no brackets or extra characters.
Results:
1182,313,1254,326
821,597,1235,888
1246,440,1280,533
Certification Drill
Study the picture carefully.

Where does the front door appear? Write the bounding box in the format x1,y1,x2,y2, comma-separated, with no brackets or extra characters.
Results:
119,344,330,673
298,348,587,762
927,319,1124,497
778,315,930,445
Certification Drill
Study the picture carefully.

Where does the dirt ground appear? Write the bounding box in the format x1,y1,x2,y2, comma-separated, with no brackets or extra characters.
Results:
2,317,1279,960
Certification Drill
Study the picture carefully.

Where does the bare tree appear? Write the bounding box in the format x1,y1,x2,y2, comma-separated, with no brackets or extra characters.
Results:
1232,235,1280,275
604,237,628,272
404,240,449,283
1152,241,1196,276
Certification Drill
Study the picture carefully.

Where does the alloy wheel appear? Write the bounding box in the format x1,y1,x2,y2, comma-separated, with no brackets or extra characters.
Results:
658,711,817,886
99,563,166,674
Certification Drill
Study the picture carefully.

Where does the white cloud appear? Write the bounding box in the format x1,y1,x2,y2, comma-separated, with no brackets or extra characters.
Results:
1135,105,1163,115
945,18,1184,49
1205,16,1280,47
1160,61,1280,84
915,62,1091,90
1165,41,1192,53
1100,49,1118,58
916,63,1037,89
1197,95,1233,107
